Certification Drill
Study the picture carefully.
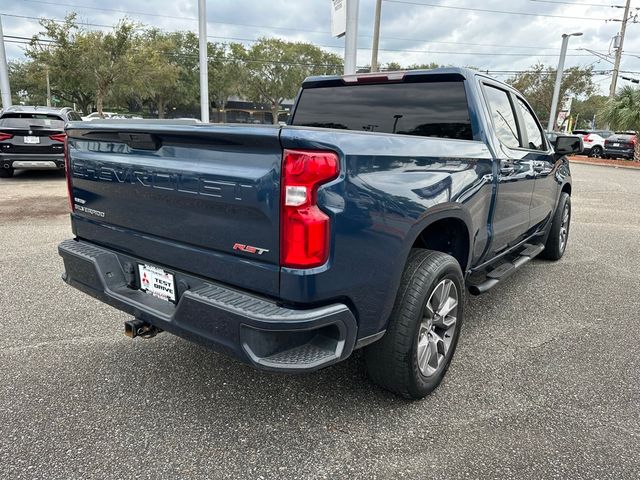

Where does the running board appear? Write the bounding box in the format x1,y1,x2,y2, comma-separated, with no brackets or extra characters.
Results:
467,243,545,295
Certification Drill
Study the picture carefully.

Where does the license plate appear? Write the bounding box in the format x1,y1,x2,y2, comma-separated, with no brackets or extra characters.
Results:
138,264,176,302
612,143,620,147
24,136,40,144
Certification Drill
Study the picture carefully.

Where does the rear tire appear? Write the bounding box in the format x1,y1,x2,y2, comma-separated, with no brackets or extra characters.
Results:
589,146,603,158
0,167,14,178
541,192,571,261
364,249,464,399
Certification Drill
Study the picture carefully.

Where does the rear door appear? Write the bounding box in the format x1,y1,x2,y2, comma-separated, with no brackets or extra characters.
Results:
481,82,536,256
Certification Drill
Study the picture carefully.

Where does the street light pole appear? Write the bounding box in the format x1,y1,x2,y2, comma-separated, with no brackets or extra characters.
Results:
370,0,382,72
45,65,51,107
0,17,12,109
344,0,359,75
548,32,582,132
198,0,209,123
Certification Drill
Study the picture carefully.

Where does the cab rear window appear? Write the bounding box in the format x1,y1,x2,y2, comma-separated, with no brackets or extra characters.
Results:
292,81,473,140
0,113,65,129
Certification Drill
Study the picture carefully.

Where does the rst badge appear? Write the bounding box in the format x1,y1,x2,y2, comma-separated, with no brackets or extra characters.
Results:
233,243,269,255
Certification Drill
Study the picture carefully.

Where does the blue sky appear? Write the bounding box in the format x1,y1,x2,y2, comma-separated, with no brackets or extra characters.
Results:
3,0,639,92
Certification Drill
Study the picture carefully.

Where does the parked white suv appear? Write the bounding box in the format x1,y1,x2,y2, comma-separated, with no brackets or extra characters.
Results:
572,130,613,157
81,112,117,121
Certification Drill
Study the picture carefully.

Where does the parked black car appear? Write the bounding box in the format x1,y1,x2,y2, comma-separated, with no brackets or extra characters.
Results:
0,106,82,178
603,133,637,160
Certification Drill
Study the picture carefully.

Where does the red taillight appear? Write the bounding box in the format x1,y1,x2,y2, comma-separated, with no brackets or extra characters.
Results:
64,136,74,211
49,133,67,142
281,149,339,268
583,134,591,142
632,137,637,146
0,132,13,141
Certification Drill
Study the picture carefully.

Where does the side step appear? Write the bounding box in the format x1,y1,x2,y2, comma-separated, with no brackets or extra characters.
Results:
468,243,545,295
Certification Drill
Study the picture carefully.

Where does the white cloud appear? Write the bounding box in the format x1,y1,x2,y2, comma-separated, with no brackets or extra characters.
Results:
3,0,638,92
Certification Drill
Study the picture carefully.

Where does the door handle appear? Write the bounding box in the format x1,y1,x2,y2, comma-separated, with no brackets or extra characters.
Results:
500,164,515,175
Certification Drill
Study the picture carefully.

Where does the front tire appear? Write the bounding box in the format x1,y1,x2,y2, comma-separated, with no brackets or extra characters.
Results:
541,192,571,260
364,249,464,399
0,167,14,178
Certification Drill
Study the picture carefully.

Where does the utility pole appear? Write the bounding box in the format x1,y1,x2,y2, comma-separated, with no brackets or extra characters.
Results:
0,17,12,109
197,0,209,123
548,32,582,132
370,0,382,72
609,0,631,97
344,0,359,75
45,65,51,107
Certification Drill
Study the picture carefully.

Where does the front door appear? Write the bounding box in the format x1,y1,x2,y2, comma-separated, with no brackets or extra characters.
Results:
512,95,559,229
482,83,537,257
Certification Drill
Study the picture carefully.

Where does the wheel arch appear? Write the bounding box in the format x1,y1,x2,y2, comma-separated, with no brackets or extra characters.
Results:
406,206,474,274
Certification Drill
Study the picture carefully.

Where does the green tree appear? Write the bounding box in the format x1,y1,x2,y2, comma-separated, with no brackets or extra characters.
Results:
8,60,48,105
26,14,94,113
236,38,343,124
570,95,608,130
383,61,402,71
78,20,138,116
379,62,440,71
208,42,243,122
508,63,595,126
126,29,182,118
406,62,440,70
602,86,640,161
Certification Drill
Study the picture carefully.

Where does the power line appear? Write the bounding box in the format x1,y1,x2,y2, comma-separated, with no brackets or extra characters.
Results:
4,21,597,60
5,32,594,58
530,0,625,7
0,10,599,54
1,12,113,28
383,0,609,21
17,0,198,21
0,10,331,35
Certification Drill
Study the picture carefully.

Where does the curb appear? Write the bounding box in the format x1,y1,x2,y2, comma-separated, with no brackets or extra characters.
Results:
568,158,640,171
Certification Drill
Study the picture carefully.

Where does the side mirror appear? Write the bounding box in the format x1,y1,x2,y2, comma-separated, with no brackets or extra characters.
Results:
554,135,583,155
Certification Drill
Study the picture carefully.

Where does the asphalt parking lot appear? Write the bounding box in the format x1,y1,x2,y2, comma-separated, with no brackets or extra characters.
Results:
1,163,639,479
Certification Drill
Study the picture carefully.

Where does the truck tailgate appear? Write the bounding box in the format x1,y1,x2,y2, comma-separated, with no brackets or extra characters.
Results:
66,123,282,296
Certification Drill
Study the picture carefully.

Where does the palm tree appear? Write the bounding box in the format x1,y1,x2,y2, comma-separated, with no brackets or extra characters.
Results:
603,86,640,161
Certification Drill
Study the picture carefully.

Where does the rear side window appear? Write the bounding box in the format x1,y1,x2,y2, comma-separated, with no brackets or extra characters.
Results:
292,81,473,140
67,111,82,121
0,113,64,129
483,85,520,149
516,98,545,150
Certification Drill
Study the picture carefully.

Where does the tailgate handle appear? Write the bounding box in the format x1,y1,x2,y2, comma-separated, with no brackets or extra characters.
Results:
118,132,160,150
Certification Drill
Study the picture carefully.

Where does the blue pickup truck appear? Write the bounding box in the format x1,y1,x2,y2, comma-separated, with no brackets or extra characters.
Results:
58,68,581,398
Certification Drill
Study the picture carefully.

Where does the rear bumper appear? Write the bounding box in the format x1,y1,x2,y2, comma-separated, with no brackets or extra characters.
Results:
58,239,358,372
1,153,64,170
604,147,634,159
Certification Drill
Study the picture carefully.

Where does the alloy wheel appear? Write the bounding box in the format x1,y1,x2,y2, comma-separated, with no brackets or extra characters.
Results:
416,279,459,377
559,203,570,252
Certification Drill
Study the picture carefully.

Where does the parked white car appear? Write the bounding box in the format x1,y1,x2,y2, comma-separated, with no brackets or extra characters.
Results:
81,111,117,121
572,129,613,157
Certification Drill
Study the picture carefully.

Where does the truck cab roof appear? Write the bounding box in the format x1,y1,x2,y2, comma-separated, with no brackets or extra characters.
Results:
301,67,510,90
